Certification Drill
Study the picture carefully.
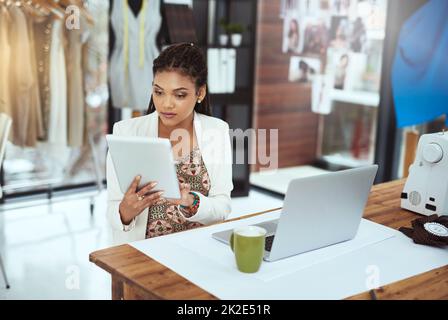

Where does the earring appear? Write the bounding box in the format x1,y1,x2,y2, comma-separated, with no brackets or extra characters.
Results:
198,100,202,104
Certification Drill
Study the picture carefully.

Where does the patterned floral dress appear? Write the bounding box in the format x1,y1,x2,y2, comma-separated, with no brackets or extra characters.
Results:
145,146,210,238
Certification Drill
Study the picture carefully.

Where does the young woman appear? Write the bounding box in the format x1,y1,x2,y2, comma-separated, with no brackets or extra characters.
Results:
107,43,233,245
287,18,300,53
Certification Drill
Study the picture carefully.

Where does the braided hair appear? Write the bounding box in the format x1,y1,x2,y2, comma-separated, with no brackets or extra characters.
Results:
146,43,212,116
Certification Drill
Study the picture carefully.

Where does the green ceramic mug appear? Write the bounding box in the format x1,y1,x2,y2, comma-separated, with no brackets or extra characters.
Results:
230,226,267,273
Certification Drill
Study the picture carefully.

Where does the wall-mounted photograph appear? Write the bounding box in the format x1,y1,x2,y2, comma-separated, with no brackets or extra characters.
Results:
280,0,300,18
329,16,350,50
329,0,353,16
312,74,334,115
301,17,329,55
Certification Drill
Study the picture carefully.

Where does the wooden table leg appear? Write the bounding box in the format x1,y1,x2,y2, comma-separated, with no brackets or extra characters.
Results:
112,275,124,300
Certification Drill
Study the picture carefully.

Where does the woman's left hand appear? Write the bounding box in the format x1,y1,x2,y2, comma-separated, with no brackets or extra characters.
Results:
166,183,194,207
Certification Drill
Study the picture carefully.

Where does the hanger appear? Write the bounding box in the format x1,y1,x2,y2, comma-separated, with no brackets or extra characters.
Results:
0,0,24,10
33,2,51,16
0,0,11,18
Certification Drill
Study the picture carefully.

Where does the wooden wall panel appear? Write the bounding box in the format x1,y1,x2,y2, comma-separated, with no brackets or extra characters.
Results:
253,0,319,171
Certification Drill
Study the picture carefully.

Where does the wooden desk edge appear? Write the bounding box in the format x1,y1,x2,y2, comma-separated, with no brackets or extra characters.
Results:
89,207,283,300
89,206,283,265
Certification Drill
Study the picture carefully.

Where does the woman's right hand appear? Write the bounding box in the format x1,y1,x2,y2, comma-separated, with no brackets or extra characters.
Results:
119,176,163,225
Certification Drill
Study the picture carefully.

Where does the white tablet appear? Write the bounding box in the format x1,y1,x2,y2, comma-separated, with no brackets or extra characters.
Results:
106,135,181,199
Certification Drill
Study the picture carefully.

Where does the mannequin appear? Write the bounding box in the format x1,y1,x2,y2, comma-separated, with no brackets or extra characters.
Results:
108,0,163,110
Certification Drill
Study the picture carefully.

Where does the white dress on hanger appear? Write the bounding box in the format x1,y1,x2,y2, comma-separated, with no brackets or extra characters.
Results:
109,0,161,110
39,19,70,170
48,19,67,146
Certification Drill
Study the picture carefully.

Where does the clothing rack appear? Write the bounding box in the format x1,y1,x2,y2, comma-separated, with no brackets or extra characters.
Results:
0,131,104,215
0,132,102,290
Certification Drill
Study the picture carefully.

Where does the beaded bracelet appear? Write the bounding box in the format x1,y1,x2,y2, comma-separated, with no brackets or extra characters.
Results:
180,192,200,213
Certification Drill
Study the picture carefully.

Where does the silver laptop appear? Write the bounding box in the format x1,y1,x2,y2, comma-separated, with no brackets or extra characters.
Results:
212,165,378,262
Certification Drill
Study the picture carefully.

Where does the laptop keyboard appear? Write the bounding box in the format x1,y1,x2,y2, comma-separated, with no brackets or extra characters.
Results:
265,235,275,252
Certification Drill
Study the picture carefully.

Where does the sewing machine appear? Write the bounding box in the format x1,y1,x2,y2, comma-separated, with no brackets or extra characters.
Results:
401,131,448,216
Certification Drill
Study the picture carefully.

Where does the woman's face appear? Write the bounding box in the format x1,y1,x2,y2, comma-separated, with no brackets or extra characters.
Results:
152,70,205,128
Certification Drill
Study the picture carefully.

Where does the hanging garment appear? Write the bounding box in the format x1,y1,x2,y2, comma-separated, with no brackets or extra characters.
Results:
34,16,53,141
48,19,68,146
392,0,448,127
109,0,162,110
8,5,35,147
0,7,12,120
145,146,208,238
65,16,89,148
399,215,448,247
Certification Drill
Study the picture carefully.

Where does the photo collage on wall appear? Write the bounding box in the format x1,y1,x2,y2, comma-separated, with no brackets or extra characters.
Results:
280,0,388,114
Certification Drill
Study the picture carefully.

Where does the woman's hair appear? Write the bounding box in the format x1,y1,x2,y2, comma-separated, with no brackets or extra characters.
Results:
146,42,212,116
340,54,349,66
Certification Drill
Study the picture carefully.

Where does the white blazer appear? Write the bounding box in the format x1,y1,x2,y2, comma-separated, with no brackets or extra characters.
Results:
106,111,234,245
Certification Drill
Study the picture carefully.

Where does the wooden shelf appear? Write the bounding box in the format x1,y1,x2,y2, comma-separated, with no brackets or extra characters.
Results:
200,44,252,49
195,0,257,197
